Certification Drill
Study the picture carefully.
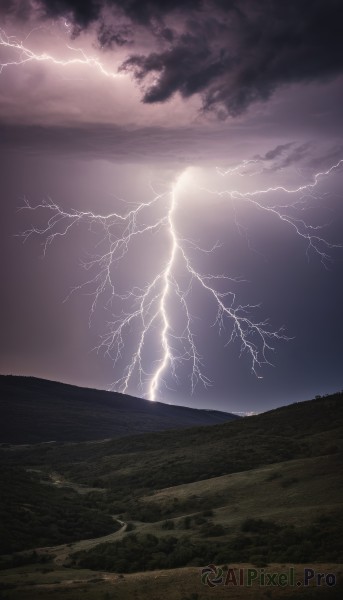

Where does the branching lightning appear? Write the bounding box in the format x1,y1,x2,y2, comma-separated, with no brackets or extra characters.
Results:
2,17,341,402
212,159,343,267
20,159,342,401
0,28,121,78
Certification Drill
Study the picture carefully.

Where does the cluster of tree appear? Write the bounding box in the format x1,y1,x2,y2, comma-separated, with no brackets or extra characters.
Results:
73,514,343,573
0,467,116,553
0,550,50,571
220,515,343,564
74,533,219,572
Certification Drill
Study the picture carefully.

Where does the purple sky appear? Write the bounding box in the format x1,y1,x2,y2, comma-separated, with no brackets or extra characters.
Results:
1,1,343,412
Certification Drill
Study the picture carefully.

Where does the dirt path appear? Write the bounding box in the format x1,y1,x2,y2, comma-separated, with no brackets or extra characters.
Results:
35,517,127,566
30,471,126,565
40,517,127,565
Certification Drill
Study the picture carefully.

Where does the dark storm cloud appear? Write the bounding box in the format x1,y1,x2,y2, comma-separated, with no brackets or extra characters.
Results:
0,121,277,166
121,25,227,104
3,1,343,116
275,143,313,169
262,143,295,162
1,0,203,27
40,0,104,28
254,142,314,172
38,0,203,26
0,122,227,163
97,21,132,48
0,123,339,178
1,0,35,19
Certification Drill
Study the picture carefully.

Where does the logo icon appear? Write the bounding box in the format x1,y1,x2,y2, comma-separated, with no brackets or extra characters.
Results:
201,564,224,587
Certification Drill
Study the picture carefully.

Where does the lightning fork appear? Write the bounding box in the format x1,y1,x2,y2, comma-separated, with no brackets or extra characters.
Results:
20,159,341,400
210,158,343,267
0,28,121,78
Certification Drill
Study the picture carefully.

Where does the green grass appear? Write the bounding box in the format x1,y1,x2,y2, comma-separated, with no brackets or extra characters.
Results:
70,453,343,572
0,392,342,597
1,393,342,495
140,453,343,524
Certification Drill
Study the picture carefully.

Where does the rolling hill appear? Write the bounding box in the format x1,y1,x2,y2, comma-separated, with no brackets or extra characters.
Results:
0,375,239,443
0,391,342,599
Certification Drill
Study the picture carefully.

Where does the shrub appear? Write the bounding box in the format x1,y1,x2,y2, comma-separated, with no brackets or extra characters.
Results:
280,477,299,488
161,520,175,530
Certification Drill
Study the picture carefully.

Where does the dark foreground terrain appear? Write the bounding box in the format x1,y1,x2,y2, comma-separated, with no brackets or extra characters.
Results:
0,375,238,443
0,390,342,599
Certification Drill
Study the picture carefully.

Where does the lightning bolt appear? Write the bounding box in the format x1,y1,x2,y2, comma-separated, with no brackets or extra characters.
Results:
212,159,343,267
148,186,179,401
19,158,342,401
0,28,121,78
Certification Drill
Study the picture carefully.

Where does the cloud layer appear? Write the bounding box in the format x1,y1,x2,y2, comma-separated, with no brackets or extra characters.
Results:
4,0,343,117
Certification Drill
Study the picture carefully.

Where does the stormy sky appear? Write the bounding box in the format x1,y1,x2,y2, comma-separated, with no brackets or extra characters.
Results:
1,0,342,413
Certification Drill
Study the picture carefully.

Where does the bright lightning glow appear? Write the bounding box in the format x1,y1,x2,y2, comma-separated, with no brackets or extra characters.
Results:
20,160,342,401
148,184,179,401
0,28,121,78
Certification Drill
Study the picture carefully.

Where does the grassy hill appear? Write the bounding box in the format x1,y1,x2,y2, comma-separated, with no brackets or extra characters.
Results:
0,375,238,443
0,391,342,599
3,391,341,491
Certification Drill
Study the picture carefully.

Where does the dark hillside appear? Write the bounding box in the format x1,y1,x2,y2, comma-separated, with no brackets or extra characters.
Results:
1,391,341,494
0,375,238,443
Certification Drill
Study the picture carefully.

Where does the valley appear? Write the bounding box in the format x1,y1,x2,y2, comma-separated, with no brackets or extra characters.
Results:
0,386,342,599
